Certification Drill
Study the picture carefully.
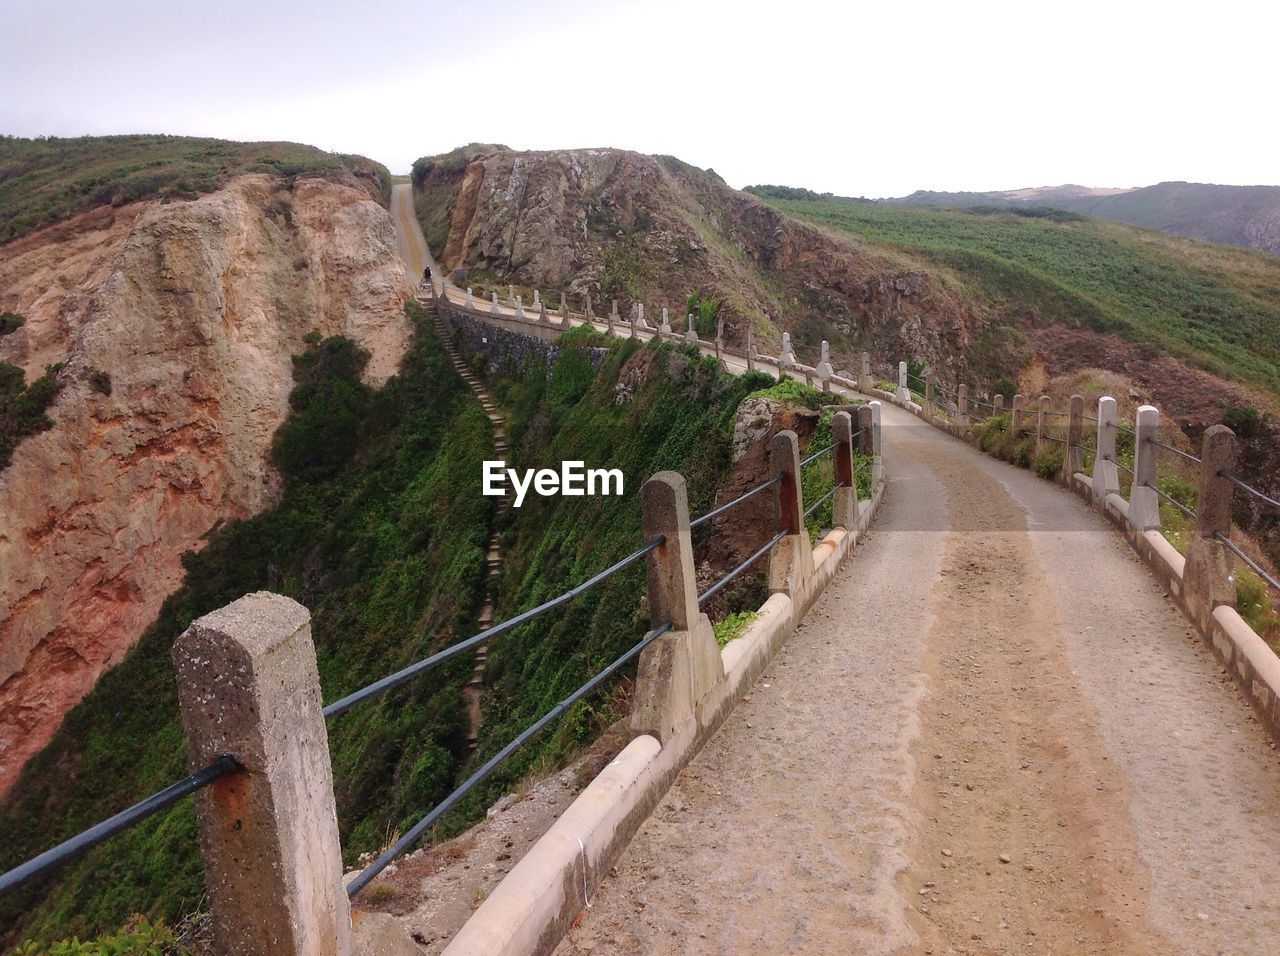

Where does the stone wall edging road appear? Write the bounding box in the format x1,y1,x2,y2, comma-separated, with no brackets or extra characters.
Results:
887,387,1280,746
443,490,884,956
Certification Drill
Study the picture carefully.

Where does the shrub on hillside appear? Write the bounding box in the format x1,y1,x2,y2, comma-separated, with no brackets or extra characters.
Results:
0,311,24,336
1034,445,1064,480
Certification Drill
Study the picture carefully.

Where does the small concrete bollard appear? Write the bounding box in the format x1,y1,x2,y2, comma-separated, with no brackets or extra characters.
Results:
778,332,795,366
532,290,541,311
465,287,474,309
816,340,834,383
660,307,672,337
993,394,1004,417
1065,394,1085,480
870,401,884,486
768,430,815,597
1036,396,1051,457
1092,396,1121,500
857,404,875,457
1183,425,1240,630
746,328,756,372
629,305,638,339
896,362,909,404
633,473,724,742
1129,405,1162,531
832,411,861,533
173,593,353,956
685,315,700,344
490,291,500,315
957,384,969,422
860,352,872,394
1012,393,1026,433
515,295,526,320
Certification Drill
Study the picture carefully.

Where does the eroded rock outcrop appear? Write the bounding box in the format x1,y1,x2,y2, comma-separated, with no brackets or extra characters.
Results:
0,174,412,792
414,147,979,368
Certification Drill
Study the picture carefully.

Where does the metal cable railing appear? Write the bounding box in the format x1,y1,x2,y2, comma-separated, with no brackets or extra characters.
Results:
1221,472,1280,512
1146,436,1201,465
690,476,781,530
323,538,665,719
697,531,787,607
1112,458,1134,476
1215,532,1280,593
803,483,839,518
800,441,838,467
345,619,675,896
1148,483,1196,519
1115,423,1136,437
0,756,238,897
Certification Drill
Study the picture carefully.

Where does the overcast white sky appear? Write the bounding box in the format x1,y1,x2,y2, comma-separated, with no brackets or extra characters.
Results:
2,0,1276,197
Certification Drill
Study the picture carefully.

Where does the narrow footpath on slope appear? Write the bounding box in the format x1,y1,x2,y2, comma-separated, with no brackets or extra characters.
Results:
559,402,1280,956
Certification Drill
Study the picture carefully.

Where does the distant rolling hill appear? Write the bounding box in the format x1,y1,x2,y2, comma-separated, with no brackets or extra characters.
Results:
886,182,1280,257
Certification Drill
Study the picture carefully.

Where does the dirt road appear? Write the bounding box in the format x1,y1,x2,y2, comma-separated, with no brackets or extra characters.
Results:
558,401,1280,955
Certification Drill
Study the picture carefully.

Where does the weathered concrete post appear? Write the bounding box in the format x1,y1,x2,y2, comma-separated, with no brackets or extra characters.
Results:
857,404,874,457
778,331,795,366
896,362,909,404
957,384,969,423
832,411,861,533
465,287,474,309
816,340,834,385
1183,425,1240,630
1092,396,1121,501
538,301,551,325
508,285,516,307
860,352,872,393
1129,405,1162,532
585,295,595,322
1012,393,1026,433
490,291,500,315
660,307,672,337
1065,394,1085,480
746,327,756,372
515,295,526,320
924,373,936,420
870,400,884,486
609,300,618,336
993,394,1005,417
532,290,542,312
633,473,724,742
1036,395,1051,457
715,317,725,369
684,314,699,344
768,431,815,597
559,292,568,322
173,593,353,956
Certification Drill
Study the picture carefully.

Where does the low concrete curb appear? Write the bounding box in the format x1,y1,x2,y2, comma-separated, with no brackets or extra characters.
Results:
443,483,885,955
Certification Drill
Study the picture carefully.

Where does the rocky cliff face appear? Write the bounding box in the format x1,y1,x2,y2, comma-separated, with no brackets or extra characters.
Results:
415,147,983,373
0,174,412,792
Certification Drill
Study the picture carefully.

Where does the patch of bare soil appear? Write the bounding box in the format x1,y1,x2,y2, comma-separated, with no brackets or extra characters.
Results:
903,441,1169,954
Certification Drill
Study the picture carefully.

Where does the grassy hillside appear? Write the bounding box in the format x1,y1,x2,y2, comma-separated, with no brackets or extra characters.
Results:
756,194,1280,395
0,320,771,946
0,135,393,244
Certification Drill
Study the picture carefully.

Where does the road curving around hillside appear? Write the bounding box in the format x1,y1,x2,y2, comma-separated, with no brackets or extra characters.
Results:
388,189,1280,955
557,402,1280,955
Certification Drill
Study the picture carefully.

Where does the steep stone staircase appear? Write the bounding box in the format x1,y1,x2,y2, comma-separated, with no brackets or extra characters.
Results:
425,299,507,751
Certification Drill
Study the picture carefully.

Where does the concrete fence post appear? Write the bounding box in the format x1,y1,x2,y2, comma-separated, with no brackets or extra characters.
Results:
633,473,724,741
832,410,861,533
1011,393,1026,433
767,430,815,597
715,318,725,369
924,373,936,420
1129,405,1162,532
1183,426,1240,630
860,352,872,393
857,404,875,457
816,340,834,385
1064,394,1085,481
957,384,969,423
1092,396,1121,501
1036,395,1050,458
173,593,353,956
993,394,1004,417
746,327,756,372
465,287,474,309
896,361,909,404
870,400,884,486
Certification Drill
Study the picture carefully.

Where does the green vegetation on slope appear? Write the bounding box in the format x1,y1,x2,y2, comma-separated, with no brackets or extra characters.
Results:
1,358,63,469
760,196,1280,394
0,135,393,244
0,304,489,944
463,339,777,813
1,322,769,946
